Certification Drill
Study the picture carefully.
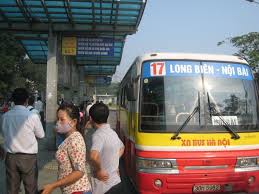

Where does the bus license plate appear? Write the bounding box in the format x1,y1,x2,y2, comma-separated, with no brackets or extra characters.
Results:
193,184,221,193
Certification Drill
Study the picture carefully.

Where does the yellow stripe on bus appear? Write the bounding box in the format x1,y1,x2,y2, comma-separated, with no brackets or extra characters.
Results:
135,131,259,147
120,111,259,147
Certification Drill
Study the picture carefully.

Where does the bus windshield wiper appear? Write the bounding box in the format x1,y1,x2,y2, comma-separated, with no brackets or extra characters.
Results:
207,93,240,140
171,92,200,140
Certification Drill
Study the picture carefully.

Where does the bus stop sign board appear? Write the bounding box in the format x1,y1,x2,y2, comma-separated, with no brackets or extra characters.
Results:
62,37,114,57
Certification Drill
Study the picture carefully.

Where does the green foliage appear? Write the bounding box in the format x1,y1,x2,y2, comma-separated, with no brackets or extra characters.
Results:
0,33,25,96
218,32,259,67
20,59,46,92
0,33,46,97
96,82,119,95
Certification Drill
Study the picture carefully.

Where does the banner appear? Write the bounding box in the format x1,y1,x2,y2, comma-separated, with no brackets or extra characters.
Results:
77,37,114,56
62,37,114,57
142,61,252,80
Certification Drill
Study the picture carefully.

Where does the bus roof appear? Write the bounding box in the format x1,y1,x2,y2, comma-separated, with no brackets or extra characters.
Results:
137,53,248,64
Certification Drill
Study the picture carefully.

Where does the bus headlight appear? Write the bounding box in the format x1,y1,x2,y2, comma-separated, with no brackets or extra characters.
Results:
136,157,179,174
235,157,259,172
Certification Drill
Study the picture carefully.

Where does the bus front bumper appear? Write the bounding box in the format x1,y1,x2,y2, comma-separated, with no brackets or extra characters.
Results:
136,171,259,194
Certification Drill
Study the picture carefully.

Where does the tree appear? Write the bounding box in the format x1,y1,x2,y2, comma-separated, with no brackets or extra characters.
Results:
0,33,25,97
0,32,46,99
218,32,259,67
96,82,119,95
19,59,46,93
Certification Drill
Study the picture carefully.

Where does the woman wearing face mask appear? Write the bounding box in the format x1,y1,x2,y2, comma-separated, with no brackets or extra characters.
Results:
41,103,92,194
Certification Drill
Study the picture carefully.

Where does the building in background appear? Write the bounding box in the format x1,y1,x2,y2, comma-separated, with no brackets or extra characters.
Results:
94,94,117,106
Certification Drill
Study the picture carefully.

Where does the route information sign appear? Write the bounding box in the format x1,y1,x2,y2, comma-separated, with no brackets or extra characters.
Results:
62,37,114,57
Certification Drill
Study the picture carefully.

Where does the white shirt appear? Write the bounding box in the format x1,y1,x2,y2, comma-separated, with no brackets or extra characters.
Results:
0,105,45,154
91,124,124,193
86,103,93,116
34,100,43,112
27,105,41,119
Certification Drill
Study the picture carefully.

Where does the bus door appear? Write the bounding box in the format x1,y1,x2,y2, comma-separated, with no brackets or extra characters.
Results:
126,81,137,177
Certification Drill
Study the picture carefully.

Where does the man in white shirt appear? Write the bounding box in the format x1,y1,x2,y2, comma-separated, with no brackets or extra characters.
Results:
34,96,45,129
86,101,94,118
27,96,41,119
89,102,124,194
0,88,45,194
34,96,43,112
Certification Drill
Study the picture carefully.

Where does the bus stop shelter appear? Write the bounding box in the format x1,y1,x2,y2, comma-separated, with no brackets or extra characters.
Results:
0,0,147,147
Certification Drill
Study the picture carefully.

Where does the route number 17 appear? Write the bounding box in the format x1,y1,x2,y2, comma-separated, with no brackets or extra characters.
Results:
150,62,166,76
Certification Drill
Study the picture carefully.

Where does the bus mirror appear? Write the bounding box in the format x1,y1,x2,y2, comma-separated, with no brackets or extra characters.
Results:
126,83,137,101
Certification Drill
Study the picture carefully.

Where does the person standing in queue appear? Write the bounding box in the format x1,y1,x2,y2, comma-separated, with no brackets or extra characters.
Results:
42,103,92,194
34,96,45,129
0,88,45,194
89,102,125,194
1,101,9,113
27,96,41,119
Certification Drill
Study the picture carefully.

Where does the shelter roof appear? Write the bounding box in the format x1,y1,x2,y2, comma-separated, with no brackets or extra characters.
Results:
0,0,146,76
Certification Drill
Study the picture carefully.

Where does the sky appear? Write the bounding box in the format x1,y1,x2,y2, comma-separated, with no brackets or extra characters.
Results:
112,0,259,82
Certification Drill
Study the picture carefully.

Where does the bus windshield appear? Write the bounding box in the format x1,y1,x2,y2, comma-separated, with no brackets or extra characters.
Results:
140,60,259,132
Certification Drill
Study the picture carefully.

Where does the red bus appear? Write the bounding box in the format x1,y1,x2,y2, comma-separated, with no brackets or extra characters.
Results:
117,53,259,194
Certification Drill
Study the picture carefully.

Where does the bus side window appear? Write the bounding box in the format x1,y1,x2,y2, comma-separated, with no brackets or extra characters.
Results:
121,86,128,108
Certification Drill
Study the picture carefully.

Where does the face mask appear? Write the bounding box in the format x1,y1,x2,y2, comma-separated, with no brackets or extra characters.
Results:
55,122,72,134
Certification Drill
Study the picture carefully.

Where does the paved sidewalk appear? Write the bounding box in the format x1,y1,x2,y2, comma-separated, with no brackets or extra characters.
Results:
0,136,61,194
